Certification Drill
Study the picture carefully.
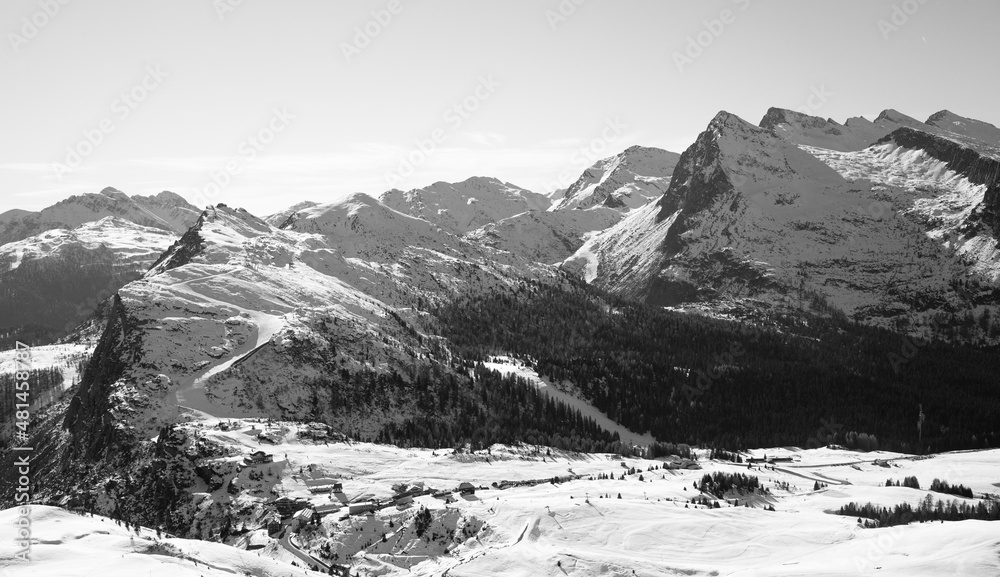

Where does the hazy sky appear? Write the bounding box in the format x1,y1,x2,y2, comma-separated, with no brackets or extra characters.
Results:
3,0,999,217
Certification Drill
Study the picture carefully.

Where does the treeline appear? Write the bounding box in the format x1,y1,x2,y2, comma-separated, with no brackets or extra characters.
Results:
380,363,619,452
884,476,974,498
930,479,974,499
648,442,694,460
0,368,63,440
302,362,620,452
433,279,1000,452
838,498,1000,527
0,245,141,346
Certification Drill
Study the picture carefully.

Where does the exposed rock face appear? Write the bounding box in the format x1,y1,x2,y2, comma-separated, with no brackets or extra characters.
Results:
878,127,1000,235
63,293,141,461
552,145,680,211
566,109,1000,340
147,211,208,274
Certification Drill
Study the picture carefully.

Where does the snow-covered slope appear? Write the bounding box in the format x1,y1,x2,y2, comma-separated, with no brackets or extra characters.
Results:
63,196,557,458
380,177,551,234
551,145,680,211
566,110,1000,339
264,200,321,227
465,206,621,264
0,506,308,577
0,188,199,246
0,217,179,272
9,438,1000,576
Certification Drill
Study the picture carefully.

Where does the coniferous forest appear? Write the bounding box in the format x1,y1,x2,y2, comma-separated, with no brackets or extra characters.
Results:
433,278,1000,453
0,246,141,348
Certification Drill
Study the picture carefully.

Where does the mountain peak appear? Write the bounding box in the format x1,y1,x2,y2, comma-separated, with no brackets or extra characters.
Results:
380,177,549,233
874,109,924,128
924,109,1000,146
710,110,757,132
926,109,954,124
99,186,129,202
551,145,680,212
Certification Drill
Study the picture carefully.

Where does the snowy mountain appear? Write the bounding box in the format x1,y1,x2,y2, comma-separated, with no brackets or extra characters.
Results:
0,187,200,246
263,200,320,227
4,107,1000,577
63,195,557,461
465,207,621,264
0,217,180,273
926,109,1000,146
460,147,680,264
550,145,680,211
565,110,1000,340
380,176,551,234
0,190,201,346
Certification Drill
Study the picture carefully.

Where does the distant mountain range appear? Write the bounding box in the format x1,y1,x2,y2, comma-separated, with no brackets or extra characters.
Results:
3,105,1000,544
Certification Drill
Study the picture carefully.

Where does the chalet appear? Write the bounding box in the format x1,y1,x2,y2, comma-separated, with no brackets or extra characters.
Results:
458,482,476,496
393,495,414,507
274,497,309,518
300,422,331,440
245,450,273,465
348,501,377,515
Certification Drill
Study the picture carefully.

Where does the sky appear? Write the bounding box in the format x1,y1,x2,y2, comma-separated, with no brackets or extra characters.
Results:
2,0,999,217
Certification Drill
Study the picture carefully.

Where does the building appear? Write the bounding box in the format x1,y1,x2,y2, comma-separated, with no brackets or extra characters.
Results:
305,478,343,493
314,503,342,517
393,495,413,508
290,507,315,530
274,497,309,518
246,529,270,550
245,450,273,465
458,482,476,496
348,501,377,515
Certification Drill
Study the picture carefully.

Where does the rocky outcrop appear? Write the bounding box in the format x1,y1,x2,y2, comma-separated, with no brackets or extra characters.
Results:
878,127,1000,234
63,293,142,461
